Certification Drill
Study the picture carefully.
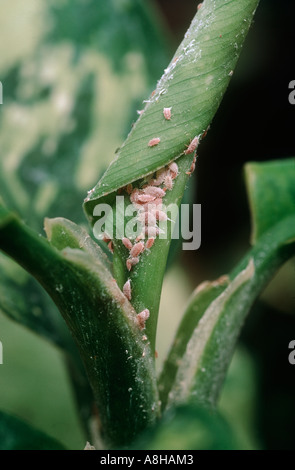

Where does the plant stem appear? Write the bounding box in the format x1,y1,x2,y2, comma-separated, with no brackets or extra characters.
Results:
164,215,295,409
0,208,159,447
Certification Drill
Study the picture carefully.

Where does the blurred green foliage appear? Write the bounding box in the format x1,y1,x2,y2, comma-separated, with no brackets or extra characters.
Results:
0,409,66,450
0,0,170,449
0,0,294,451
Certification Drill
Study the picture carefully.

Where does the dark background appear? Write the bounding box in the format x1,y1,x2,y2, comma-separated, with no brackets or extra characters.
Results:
155,0,295,449
156,0,295,273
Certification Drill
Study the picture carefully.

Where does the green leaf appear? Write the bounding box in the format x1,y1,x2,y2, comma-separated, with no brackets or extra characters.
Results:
0,410,66,450
83,0,260,220
130,402,239,450
0,270,70,349
0,204,159,447
0,200,73,347
167,257,255,408
0,0,169,230
245,158,295,244
158,275,230,411
0,0,170,432
159,157,295,409
0,0,170,346
44,216,112,272
82,0,260,356
164,219,295,410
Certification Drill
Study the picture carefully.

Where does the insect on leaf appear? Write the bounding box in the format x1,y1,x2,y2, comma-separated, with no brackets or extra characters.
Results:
83,0,260,224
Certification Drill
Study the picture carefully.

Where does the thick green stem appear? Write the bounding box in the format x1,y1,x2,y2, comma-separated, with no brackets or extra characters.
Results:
84,0,260,354
163,215,295,409
127,155,193,353
0,208,159,447
158,275,229,411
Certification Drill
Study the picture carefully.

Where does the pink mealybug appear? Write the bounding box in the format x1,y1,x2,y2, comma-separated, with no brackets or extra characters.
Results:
123,279,132,301
163,107,172,120
138,211,157,227
186,154,197,175
122,237,133,251
164,174,173,190
186,164,195,176
142,199,163,213
152,198,164,208
168,162,178,179
143,186,166,198
135,233,144,242
103,234,111,243
144,226,160,238
130,241,145,258
202,126,210,139
154,209,168,221
136,308,150,330
139,198,163,213
152,168,168,186
148,137,161,147
137,193,157,204
126,257,139,271
145,238,155,249
184,136,199,154
145,173,154,185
